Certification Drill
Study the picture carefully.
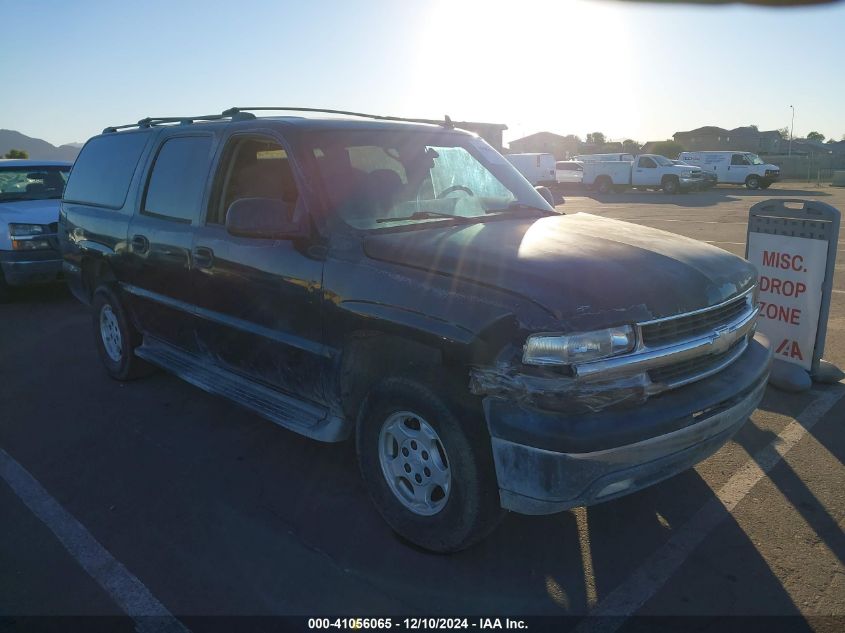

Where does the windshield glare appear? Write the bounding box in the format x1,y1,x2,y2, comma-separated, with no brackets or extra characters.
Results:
747,153,765,165
0,167,69,202
303,131,551,229
653,155,673,167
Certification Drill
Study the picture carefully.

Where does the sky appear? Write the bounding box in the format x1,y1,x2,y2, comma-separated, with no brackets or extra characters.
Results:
1,0,843,147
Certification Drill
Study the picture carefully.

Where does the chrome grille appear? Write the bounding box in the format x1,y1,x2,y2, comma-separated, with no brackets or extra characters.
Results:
649,340,745,386
640,294,749,346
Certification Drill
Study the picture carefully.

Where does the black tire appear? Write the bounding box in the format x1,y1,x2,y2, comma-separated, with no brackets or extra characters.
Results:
662,176,679,195
356,376,504,553
595,177,612,195
0,270,9,303
91,285,152,381
746,175,761,190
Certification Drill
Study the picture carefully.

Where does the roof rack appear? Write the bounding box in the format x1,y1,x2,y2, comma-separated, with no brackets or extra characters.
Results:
102,111,256,134
102,107,456,135
222,107,455,128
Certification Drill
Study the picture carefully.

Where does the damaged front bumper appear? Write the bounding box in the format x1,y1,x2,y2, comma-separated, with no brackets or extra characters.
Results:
483,334,772,515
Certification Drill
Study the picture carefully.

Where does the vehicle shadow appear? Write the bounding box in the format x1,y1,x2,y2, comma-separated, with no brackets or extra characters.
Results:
746,385,845,568
1,282,71,305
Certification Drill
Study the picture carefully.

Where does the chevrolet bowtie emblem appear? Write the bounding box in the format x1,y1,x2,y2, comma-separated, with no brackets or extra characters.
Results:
711,325,733,354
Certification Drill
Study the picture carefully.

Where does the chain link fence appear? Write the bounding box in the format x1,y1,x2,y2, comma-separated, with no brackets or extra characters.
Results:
759,154,845,182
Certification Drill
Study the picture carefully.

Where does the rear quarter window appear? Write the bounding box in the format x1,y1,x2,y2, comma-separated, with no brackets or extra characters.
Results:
142,135,214,224
64,132,150,208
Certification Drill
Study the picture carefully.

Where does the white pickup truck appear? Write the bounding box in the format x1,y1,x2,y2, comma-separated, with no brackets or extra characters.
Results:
582,154,703,194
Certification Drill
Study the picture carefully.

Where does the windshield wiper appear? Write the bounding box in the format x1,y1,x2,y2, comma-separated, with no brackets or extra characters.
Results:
376,211,465,224
485,202,554,215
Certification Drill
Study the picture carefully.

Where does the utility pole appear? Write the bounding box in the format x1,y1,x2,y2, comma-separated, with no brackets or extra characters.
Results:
788,105,795,157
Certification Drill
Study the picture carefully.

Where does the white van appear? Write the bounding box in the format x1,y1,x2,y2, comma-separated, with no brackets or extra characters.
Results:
505,153,556,186
574,153,635,163
677,151,780,189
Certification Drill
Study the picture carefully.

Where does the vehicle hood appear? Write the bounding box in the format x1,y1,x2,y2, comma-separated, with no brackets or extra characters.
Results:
363,213,757,330
672,164,701,174
0,199,61,225
764,164,780,171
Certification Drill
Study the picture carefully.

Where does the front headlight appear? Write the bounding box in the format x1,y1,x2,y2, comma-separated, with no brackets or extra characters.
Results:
523,325,636,366
9,223,46,237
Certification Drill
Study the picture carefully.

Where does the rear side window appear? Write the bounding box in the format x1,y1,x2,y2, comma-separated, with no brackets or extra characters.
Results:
143,136,213,224
64,133,149,208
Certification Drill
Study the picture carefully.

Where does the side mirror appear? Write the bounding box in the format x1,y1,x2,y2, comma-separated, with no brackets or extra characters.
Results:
535,185,557,207
225,198,302,239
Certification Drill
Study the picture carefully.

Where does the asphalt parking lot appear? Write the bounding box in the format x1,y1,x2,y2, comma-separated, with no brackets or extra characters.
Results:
1,182,844,632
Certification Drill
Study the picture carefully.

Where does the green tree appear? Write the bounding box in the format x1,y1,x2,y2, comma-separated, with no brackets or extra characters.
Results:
3,149,28,159
586,132,606,145
650,141,684,158
777,127,790,139
806,131,825,142
622,139,640,154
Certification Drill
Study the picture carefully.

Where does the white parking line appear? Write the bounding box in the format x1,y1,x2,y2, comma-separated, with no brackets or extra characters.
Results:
572,386,845,633
0,447,190,633
623,218,747,225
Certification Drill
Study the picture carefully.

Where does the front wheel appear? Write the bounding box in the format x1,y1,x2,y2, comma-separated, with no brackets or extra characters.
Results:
662,177,679,194
356,377,504,553
92,286,152,381
746,175,761,190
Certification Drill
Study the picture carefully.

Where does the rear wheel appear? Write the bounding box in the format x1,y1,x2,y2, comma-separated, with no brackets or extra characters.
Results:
746,175,761,190
356,376,504,553
595,177,613,195
92,286,152,381
662,176,679,194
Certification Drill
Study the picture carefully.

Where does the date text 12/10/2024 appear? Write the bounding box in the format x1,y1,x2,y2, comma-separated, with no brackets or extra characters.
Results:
307,618,528,630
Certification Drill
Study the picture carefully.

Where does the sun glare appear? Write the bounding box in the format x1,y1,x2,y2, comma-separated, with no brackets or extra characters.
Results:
409,0,640,142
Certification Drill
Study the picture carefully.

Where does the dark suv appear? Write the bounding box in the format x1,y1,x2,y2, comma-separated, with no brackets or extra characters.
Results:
60,108,772,552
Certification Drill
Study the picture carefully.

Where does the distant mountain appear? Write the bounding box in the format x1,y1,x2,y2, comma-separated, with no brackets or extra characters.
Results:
0,129,81,162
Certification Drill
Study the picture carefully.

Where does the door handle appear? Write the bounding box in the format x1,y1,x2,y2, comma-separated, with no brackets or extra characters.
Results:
131,234,149,253
193,246,214,269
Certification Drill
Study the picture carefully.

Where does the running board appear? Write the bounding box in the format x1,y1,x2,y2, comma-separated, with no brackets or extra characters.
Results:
135,338,349,442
